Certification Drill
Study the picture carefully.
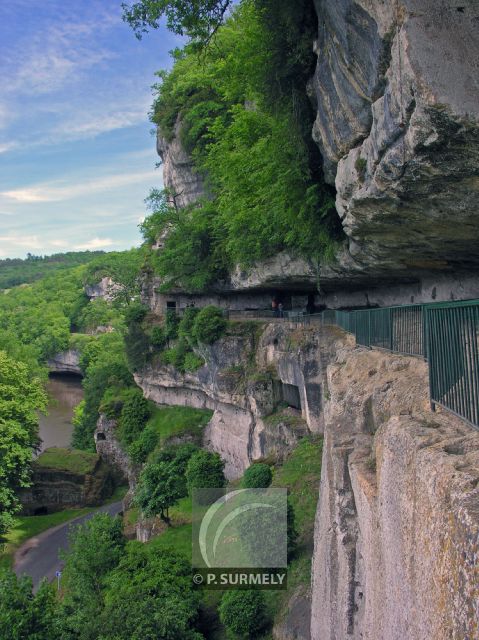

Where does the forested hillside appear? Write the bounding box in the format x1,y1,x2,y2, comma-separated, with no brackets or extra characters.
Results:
0,251,105,290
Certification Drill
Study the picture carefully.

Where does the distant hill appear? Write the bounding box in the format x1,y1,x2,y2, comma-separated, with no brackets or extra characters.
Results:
0,251,105,289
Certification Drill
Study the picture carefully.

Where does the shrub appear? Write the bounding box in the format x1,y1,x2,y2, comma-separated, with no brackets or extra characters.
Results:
118,389,151,447
242,463,272,488
186,449,226,494
178,306,200,343
165,309,180,340
128,423,159,464
124,302,148,325
183,351,204,372
161,337,190,371
192,306,227,344
219,590,268,638
150,325,167,349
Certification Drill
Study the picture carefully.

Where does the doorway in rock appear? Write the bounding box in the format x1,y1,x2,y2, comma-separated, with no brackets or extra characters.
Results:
282,383,301,410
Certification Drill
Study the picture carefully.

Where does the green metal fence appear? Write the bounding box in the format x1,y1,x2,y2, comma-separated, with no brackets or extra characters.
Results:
317,300,479,430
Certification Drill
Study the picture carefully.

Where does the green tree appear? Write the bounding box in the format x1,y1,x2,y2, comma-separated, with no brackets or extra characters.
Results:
186,449,226,494
0,351,47,535
242,463,272,488
219,590,268,638
134,461,185,522
72,335,133,451
57,514,125,640
100,545,202,639
118,390,151,447
134,444,197,520
122,0,232,48
0,571,58,640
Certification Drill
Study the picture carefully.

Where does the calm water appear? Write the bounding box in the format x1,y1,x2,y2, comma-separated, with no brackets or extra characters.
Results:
37,374,84,453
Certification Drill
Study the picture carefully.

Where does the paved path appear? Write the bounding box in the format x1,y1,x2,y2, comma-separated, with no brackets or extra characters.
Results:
14,501,123,590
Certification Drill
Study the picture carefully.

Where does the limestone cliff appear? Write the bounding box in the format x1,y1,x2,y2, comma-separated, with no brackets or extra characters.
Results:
310,0,479,287
134,325,313,479
157,117,205,208
311,337,479,640
19,452,113,515
153,1,479,296
47,349,82,375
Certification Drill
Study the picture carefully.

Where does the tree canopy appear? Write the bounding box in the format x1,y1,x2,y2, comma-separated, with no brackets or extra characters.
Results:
0,351,47,536
122,0,233,48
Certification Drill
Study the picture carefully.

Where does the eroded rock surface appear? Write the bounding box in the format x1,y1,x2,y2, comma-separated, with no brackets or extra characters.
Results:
311,340,479,640
47,349,82,375
19,454,113,515
134,325,323,478
311,0,479,286
95,414,139,502
157,118,205,208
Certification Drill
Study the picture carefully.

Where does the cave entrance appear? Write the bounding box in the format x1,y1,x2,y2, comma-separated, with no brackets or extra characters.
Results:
96,432,106,441
282,383,301,410
34,506,48,516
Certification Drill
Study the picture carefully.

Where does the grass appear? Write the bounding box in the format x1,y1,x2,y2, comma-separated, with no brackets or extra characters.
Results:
146,404,213,449
264,408,307,429
262,436,323,630
36,447,99,475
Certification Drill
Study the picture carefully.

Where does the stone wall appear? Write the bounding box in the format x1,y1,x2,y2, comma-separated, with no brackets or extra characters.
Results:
311,337,479,640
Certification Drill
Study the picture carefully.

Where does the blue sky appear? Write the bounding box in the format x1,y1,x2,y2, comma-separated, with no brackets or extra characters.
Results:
0,0,181,258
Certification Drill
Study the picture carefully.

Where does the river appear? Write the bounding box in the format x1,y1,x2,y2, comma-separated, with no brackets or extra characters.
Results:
37,374,84,452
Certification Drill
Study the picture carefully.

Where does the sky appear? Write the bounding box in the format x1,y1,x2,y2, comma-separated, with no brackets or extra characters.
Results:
0,0,182,259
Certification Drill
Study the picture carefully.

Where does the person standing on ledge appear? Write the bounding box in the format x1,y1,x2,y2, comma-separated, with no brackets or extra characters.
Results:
272,298,278,317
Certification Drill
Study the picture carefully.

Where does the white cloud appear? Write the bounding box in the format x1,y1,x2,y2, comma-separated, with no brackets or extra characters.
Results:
54,108,148,139
0,235,43,249
3,8,119,97
0,142,17,154
74,237,114,250
1,170,158,203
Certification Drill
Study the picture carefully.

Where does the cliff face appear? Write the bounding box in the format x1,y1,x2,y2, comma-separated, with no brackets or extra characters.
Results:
19,455,113,515
47,349,82,375
311,341,479,640
311,0,479,286
153,1,479,294
134,326,314,479
157,118,205,208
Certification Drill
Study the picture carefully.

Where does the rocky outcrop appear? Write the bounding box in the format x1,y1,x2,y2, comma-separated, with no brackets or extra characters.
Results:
85,276,119,302
311,338,479,640
309,0,479,287
47,349,82,375
95,414,139,502
134,325,320,479
157,118,205,208
19,453,113,515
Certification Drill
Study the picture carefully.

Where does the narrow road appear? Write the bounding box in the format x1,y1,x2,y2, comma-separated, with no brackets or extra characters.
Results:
14,501,123,591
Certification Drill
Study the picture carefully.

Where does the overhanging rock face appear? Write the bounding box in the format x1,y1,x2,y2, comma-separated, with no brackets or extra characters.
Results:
310,0,479,285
